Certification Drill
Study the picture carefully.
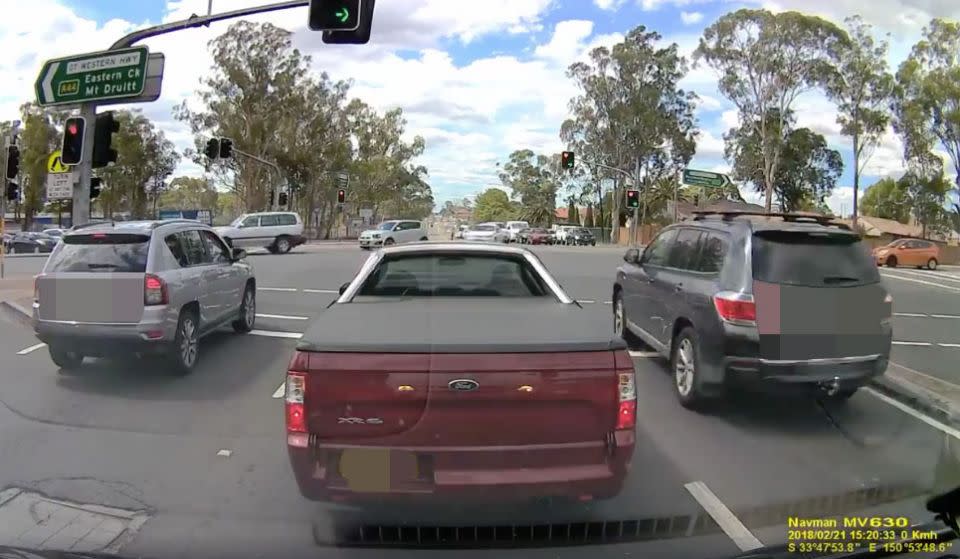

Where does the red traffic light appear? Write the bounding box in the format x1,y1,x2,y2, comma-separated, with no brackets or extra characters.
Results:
61,117,86,165
337,189,346,204
561,151,575,169
67,123,78,135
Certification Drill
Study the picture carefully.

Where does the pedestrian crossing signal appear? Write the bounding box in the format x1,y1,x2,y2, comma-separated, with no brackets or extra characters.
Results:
561,151,575,169
626,189,640,209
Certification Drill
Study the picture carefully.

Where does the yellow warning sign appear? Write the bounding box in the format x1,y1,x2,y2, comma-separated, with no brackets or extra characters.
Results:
47,151,70,174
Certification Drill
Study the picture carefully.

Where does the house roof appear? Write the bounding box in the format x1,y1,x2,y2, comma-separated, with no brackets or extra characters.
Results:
555,207,569,220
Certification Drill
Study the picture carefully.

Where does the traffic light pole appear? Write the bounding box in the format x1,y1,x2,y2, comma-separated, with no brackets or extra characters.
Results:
72,103,96,226
231,148,284,211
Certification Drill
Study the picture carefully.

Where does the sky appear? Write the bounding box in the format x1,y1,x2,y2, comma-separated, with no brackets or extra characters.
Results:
2,0,959,217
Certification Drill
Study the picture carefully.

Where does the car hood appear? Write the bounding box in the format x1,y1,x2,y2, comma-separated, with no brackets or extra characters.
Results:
360,229,386,237
214,226,237,235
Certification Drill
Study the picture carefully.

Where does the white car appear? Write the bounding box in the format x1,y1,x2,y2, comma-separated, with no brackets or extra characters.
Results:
505,220,529,243
359,220,429,249
214,211,306,254
462,223,510,243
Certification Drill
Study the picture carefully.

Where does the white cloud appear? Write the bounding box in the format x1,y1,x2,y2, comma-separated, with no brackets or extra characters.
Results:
696,130,726,158
680,11,704,24
534,20,595,63
695,94,723,112
594,0,628,10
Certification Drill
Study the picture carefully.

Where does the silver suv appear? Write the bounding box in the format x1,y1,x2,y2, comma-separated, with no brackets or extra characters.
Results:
32,220,257,375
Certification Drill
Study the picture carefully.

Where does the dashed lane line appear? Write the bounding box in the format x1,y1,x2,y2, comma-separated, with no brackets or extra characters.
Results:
880,271,960,293
257,287,298,292
684,481,763,551
865,387,960,440
885,267,960,284
256,313,309,321
249,330,303,339
272,383,285,398
16,343,46,355
892,341,930,346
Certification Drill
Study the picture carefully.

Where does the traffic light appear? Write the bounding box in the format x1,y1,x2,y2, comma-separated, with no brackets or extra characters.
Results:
337,189,346,204
92,111,119,168
626,189,640,209
561,151,575,170
61,117,86,165
219,138,233,159
90,177,102,200
5,145,19,179
204,138,220,160
310,0,361,32
5,181,19,202
278,192,289,206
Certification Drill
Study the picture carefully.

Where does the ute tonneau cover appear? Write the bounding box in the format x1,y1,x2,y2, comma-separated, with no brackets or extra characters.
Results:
297,298,626,353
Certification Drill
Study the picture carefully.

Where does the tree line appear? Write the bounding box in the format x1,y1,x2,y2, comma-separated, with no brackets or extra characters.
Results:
480,11,960,241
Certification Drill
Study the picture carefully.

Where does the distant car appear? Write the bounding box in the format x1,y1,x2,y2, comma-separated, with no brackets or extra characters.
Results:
516,227,531,244
462,223,509,243
32,219,257,374
504,220,529,242
358,220,429,249
553,225,580,245
42,228,66,238
214,211,306,254
613,211,892,409
285,242,636,503
525,228,553,245
7,232,57,254
872,238,939,270
569,227,596,246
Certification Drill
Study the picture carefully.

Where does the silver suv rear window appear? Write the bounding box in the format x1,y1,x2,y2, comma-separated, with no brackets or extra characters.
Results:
751,231,879,287
46,233,150,273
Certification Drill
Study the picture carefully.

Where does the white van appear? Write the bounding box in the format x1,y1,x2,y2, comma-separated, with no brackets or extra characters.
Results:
505,221,529,243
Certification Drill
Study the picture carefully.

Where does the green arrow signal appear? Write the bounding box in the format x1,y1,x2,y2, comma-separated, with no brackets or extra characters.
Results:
335,7,349,22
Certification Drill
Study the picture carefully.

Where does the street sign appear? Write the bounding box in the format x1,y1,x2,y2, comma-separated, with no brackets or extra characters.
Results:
46,172,76,200
47,150,71,174
359,208,373,218
682,168,732,189
95,53,165,107
35,47,149,106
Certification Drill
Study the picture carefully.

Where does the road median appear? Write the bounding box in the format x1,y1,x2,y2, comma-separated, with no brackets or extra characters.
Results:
872,362,960,427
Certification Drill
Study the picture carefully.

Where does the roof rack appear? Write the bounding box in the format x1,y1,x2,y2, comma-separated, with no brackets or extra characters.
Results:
150,218,205,229
690,210,851,230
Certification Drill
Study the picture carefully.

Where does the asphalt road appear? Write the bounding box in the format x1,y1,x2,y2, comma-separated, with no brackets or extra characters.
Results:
0,244,956,559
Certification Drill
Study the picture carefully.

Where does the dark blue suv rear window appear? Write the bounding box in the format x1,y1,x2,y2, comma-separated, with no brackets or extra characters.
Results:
751,231,879,287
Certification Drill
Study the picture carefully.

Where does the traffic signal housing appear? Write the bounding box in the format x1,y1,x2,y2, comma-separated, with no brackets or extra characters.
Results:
310,0,362,32
626,189,640,209
90,177,102,200
61,117,86,165
92,111,119,168
5,146,19,179
278,192,289,206
561,151,575,170
5,182,19,202
337,189,346,204
219,138,233,159
204,138,220,160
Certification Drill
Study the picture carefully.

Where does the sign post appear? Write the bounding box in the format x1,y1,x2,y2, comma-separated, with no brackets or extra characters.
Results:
45,150,76,201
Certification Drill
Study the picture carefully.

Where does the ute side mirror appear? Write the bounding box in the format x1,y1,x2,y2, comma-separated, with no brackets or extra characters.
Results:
624,248,640,264
339,282,350,295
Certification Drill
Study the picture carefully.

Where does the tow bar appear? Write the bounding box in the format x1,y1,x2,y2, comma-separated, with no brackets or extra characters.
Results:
820,376,841,396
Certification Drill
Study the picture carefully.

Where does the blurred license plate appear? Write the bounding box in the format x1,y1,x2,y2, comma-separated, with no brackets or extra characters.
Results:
339,449,418,492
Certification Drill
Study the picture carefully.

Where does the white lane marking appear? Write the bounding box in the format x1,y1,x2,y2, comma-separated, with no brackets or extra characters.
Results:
865,387,960,440
628,350,660,358
939,343,960,348
303,289,338,294
249,329,303,339
216,449,233,457
930,314,960,319
578,299,596,304
888,268,960,284
256,313,309,321
684,481,763,551
880,272,960,293
894,312,927,317
17,343,46,355
603,301,613,304
258,287,298,292
892,341,931,346
272,383,285,398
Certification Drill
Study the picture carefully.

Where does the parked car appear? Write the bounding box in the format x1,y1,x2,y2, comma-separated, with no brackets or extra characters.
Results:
214,211,306,254
43,228,66,238
285,242,636,503
516,227,532,244
504,220,529,242
32,219,257,374
7,232,57,254
453,224,469,239
872,238,940,269
553,225,580,245
613,211,892,410
462,223,510,243
525,228,553,245
569,227,596,246
358,220,429,249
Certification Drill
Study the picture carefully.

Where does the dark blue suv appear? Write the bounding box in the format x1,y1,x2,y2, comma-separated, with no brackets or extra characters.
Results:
613,211,893,410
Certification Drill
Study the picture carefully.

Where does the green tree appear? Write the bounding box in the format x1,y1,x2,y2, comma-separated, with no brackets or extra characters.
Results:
473,188,515,223
160,177,219,213
824,16,893,227
695,9,847,212
563,25,698,241
860,177,911,222
17,104,59,229
900,172,952,238
498,149,560,226
894,19,960,189
726,110,843,212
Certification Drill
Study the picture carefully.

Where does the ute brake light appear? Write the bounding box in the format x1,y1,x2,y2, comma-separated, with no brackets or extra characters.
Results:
144,274,168,306
616,371,637,430
713,291,756,327
286,363,308,447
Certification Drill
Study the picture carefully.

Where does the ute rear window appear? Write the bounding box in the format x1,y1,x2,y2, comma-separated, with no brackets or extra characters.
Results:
751,231,879,287
46,234,150,273
358,254,550,297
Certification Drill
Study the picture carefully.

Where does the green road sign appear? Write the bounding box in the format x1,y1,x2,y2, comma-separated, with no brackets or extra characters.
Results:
682,168,732,188
35,47,149,106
